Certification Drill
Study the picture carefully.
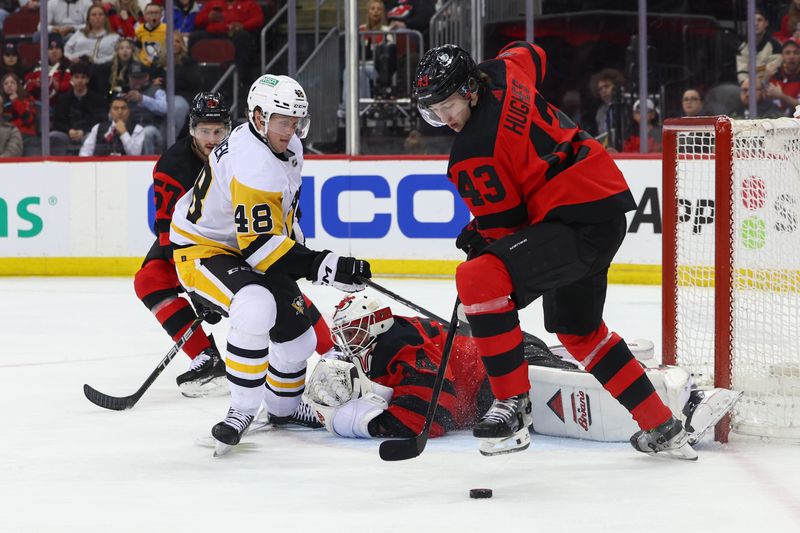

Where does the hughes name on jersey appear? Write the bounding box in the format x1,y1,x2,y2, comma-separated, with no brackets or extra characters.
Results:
450,41,637,242
171,123,315,277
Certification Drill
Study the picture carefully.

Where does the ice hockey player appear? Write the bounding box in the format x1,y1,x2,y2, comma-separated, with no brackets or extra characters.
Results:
411,42,698,459
304,293,741,450
170,75,371,455
133,92,231,398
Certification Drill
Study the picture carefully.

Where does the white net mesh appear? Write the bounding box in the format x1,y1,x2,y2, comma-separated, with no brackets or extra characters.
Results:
670,118,800,440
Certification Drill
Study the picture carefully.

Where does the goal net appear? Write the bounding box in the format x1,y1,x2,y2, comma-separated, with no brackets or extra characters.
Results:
662,116,800,442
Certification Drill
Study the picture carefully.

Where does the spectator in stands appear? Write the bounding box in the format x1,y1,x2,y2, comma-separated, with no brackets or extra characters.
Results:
80,91,145,155
2,72,39,155
135,2,166,67
24,33,73,107
776,0,800,43
2,42,28,81
124,60,188,151
64,5,120,64
152,30,198,104
192,0,265,88
47,0,93,39
767,37,800,115
385,0,435,47
735,77,784,119
93,36,135,96
0,93,23,157
0,0,20,31
680,88,704,117
590,68,625,138
737,6,783,85
174,0,199,34
51,61,105,155
107,0,143,38
362,0,392,50
622,98,661,153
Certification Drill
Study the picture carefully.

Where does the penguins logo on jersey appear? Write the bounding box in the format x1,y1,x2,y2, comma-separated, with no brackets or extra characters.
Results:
291,295,306,315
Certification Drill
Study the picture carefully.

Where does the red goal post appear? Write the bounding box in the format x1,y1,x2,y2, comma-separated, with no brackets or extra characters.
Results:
662,116,800,443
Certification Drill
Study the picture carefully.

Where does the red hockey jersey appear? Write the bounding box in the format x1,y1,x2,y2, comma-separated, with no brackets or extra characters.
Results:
447,41,636,242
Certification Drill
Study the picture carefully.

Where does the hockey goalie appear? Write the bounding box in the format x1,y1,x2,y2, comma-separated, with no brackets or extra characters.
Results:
305,293,741,451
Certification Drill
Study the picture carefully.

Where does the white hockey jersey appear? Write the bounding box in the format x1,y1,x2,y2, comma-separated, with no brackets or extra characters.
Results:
170,123,304,273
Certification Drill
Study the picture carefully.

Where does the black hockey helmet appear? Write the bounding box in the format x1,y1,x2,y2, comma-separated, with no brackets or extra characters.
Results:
189,92,231,130
413,44,477,108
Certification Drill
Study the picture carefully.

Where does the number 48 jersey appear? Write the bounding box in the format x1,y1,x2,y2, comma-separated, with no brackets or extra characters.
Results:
170,123,304,273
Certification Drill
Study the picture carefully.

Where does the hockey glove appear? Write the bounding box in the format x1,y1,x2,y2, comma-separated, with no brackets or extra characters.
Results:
456,220,490,258
310,251,371,292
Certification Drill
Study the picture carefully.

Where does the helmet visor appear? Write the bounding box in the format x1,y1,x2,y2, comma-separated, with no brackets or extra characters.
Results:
267,114,311,139
417,103,447,128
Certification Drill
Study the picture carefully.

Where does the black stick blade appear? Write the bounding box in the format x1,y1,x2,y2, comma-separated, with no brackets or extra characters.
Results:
83,384,136,411
379,437,425,461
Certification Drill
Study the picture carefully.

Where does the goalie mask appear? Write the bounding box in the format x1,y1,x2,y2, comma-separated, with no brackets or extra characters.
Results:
247,74,311,142
331,293,394,371
413,44,477,127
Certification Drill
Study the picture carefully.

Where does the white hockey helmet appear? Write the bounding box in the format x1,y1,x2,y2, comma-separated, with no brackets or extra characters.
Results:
247,74,311,140
331,292,394,367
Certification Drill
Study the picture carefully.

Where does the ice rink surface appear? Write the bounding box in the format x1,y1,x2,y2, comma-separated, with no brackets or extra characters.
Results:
1,277,798,533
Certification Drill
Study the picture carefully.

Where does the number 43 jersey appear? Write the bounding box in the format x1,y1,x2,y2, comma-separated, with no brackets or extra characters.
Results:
170,123,305,274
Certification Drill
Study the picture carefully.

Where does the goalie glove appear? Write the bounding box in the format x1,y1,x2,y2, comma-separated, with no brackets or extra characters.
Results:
305,359,393,438
309,251,371,292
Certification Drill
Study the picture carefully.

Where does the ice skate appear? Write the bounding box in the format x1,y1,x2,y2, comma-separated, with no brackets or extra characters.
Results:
473,393,532,456
268,400,323,429
683,388,743,445
211,408,254,457
177,343,227,398
630,416,698,461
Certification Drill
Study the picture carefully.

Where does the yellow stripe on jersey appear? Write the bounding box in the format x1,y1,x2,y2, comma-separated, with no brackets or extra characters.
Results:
170,224,240,255
230,177,296,273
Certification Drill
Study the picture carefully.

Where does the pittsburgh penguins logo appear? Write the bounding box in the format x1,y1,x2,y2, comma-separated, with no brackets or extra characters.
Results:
290,295,306,315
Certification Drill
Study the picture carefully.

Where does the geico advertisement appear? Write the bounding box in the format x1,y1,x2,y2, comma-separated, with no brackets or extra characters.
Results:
0,162,71,256
1,158,665,264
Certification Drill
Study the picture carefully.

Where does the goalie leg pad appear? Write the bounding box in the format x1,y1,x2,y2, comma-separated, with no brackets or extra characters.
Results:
310,393,388,438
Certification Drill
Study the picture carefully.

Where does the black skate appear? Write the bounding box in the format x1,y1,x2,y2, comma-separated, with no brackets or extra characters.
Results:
268,400,323,429
630,416,698,461
176,342,227,398
211,408,254,457
473,393,532,456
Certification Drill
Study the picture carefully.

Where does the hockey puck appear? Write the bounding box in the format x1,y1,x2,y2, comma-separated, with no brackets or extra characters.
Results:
469,488,493,499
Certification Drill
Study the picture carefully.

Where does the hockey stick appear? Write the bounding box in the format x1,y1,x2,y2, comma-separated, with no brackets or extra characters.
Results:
379,297,460,461
363,279,549,351
83,312,210,411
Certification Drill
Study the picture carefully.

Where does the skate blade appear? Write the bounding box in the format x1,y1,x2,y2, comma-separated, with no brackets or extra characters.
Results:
180,377,230,398
213,441,233,457
687,390,743,445
195,422,273,450
478,429,531,457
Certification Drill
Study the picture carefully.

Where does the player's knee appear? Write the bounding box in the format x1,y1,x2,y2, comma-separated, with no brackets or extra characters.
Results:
133,259,179,309
455,254,513,305
272,326,316,369
229,284,276,336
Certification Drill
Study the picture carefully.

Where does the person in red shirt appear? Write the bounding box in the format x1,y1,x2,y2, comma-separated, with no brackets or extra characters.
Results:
1,72,38,155
23,33,72,107
768,37,800,115
410,42,696,459
191,0,264,87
